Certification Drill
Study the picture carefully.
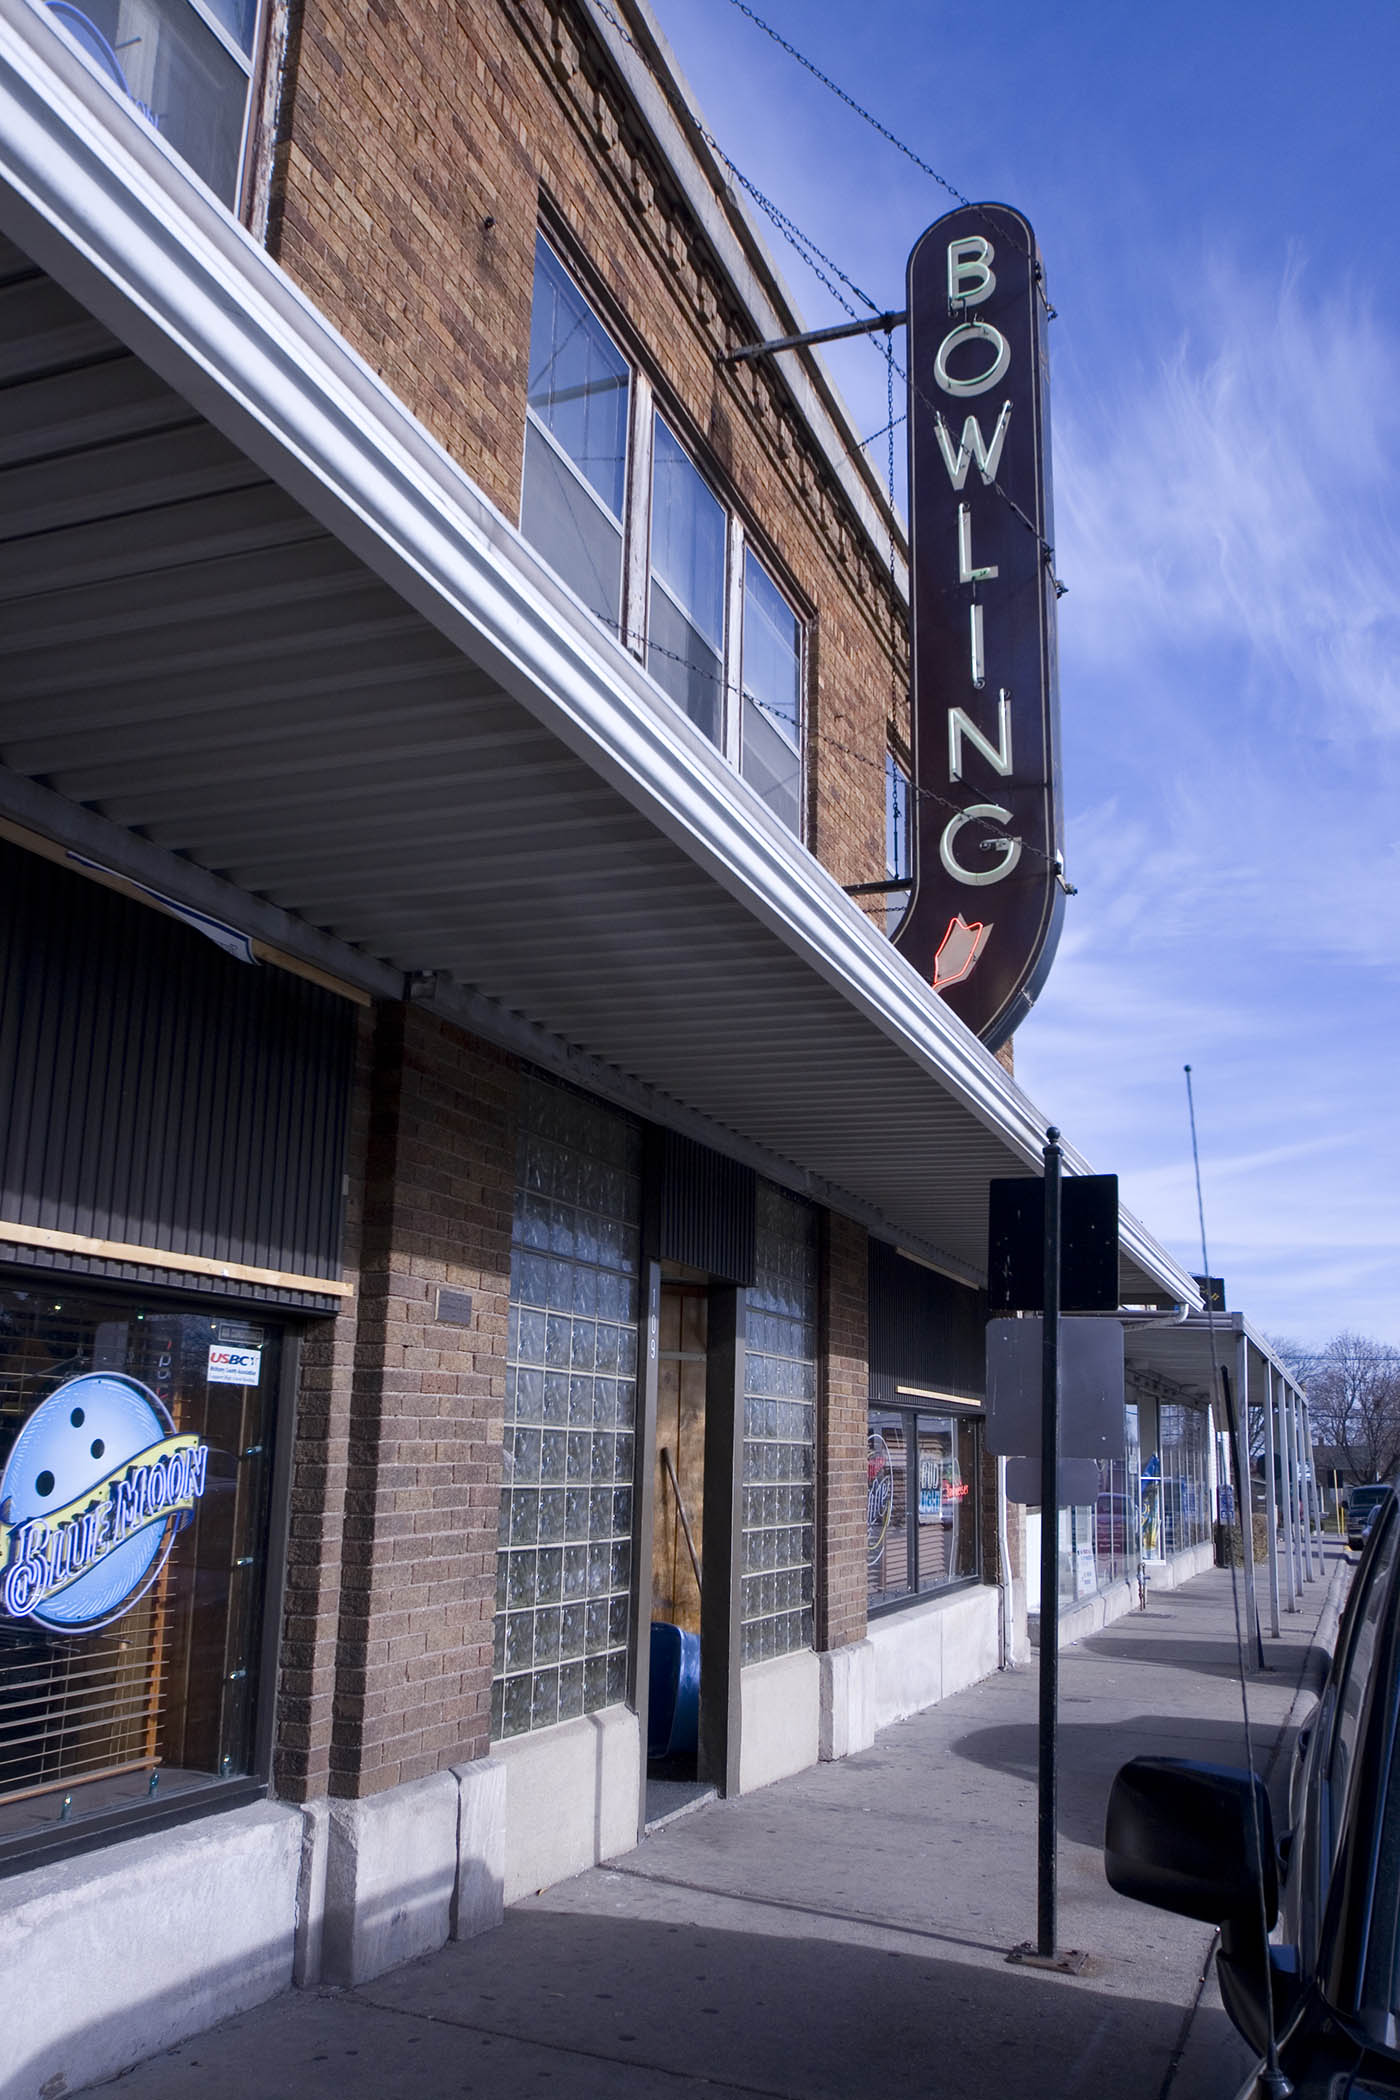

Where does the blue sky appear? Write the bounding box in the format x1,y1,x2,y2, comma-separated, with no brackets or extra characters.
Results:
647,0,1400,1347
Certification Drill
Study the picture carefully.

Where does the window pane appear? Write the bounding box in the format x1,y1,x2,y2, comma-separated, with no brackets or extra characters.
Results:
0,1289,280,1842
526,239,629,520
741,699,800,831
650,419,725,653
885,750,912,935
50,0,252,206
648,580,722,741
521,421,623,631
741,554,800,743
199,0,258,54
867,1414,909,1608
741,554,801,831
915,1414,980,1593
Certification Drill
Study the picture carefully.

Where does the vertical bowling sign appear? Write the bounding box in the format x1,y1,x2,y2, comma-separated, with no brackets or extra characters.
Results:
895,204,1064,1051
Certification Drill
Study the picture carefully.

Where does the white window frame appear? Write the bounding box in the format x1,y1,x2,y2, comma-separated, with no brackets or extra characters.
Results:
521,236,809,839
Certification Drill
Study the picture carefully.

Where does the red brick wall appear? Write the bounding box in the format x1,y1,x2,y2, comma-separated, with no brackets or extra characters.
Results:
817,1211,868,1652
325,1001,517,1798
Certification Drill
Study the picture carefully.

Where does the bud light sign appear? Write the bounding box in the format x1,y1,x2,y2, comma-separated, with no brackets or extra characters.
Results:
0,1373,209,1630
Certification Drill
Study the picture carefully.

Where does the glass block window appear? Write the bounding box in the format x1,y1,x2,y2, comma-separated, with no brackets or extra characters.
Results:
741,1184,817,1664
492,1079,642,1742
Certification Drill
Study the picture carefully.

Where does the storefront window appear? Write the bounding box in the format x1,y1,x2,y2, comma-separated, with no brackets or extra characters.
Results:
1160,1402,1211,1553
868,1406,981,1612
741,1186,816,1664
1093,1455,1131,1587
494,1079,643,1741
0,1286,281,1851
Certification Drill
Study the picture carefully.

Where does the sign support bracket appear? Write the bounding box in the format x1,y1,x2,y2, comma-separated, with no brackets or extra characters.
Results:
718,311,906,364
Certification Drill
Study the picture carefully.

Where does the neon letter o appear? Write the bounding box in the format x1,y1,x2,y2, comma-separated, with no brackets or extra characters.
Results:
934,321,1011,398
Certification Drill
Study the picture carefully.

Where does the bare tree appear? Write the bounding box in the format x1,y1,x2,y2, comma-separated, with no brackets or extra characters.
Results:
1307,1332,1400,1484
1255,1335,1324,1461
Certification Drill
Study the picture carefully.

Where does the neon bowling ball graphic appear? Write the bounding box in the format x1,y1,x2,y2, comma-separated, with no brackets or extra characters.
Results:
0,1373,175,1629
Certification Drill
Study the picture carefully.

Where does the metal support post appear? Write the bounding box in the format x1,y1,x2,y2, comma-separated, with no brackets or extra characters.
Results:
1290,1382,1309,1589
1301,1394,1320,1580
1037,1128,1062,1960
1230,1334,1263,1668
1279,1378,1301,1606
1303,1400,1324,1571
1262,1359,1281,1637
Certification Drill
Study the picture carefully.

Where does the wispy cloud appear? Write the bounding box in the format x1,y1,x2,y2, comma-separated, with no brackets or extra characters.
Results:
1056,254,1400,741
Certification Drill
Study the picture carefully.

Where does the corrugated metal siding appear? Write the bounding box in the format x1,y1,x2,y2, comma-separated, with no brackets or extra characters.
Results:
652,1128,756,1285
868,1239,986,1406
0,840,354,1298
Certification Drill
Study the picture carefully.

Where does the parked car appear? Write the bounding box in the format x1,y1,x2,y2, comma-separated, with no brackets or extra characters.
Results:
1346,1480,1394,1552
1104,1490,1400,2098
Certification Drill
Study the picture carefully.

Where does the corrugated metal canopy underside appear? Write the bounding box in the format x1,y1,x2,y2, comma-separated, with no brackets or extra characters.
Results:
1124,1316,1301,1413
0,228,1186,1300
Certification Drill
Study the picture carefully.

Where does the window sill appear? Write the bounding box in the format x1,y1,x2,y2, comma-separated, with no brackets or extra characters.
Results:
867,1572,983,1621
0,1775,267,1880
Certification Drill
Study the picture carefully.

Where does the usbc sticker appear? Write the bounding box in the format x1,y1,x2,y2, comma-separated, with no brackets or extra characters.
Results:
0,1373,209,1631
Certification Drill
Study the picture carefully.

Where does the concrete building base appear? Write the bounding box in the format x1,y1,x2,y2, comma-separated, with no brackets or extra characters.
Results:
321,1771,458,1987
867,1582,1000,1732
2,1800,302,2100
739,1647,821,1791
1029,1538,1219,1648
818,1638,876,1761
496,1705,640,1902
451,1755,506,1939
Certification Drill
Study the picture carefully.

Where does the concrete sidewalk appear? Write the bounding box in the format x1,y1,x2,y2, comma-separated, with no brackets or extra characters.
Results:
82,1550,1349,2100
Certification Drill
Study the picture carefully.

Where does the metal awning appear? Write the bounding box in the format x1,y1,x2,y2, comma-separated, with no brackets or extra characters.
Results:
1124,1315,1303,1413
0,2,1199,1305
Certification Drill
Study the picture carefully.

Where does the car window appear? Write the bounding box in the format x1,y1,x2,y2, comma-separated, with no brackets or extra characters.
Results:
1363,1706,1400,2045
1326,1509,1400,1868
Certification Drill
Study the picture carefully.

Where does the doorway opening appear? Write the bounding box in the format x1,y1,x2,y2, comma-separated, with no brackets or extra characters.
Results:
646,1270,718,1829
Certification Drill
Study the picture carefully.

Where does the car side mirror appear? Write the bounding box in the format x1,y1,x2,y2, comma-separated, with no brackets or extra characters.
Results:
1105,1756,1277,1927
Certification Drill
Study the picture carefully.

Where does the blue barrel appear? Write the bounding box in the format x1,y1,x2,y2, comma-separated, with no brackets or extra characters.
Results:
648,1622,700,1759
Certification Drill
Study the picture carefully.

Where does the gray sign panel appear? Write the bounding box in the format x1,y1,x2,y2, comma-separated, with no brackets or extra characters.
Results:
985,1317,1126,1463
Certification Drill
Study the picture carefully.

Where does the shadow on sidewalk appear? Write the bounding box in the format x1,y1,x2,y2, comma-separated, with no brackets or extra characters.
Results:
948,1713,1302,1847
69,1880,1244,2100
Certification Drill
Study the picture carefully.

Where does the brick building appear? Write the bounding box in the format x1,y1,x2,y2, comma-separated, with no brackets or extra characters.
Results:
0,0,1207,2087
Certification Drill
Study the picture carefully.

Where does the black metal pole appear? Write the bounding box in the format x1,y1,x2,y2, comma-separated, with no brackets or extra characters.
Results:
1037,1127,1062,1958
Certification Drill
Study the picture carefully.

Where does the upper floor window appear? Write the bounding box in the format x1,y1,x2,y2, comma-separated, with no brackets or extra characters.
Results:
523,236,631,633
48,0,263,209
885,748,912,933
741,552,803,833
520,235,808,839
649,417,726,740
